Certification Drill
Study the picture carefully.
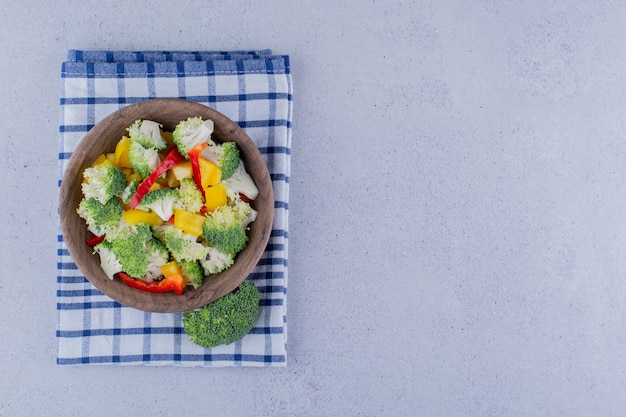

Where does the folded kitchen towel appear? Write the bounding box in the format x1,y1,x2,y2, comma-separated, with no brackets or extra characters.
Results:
56,50,291,366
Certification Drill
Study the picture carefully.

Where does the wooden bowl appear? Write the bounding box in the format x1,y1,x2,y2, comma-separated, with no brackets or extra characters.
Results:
59,99,274,313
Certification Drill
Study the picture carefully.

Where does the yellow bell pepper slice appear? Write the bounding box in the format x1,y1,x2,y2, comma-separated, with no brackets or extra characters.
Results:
171,161,193,180
174,209,206,237
160,261,182,278
114,136,133,168
92,153,111,167
204,183,227,212
198,157,222,189
149,182,162,192
122,209,163,226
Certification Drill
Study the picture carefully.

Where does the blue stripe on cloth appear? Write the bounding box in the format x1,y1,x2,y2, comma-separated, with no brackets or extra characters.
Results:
57,275,88,284
61,57,290,78
67,50,274,62
57,353,285,365
57,301,120,310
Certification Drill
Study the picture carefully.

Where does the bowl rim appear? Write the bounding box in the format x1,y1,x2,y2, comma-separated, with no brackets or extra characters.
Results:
59,98,274,313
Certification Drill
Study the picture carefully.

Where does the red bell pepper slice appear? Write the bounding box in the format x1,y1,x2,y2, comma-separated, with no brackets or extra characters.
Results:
187,143,208,196
118,271,185,295
239,193,251,203
129,147,185,208
86,234,105,246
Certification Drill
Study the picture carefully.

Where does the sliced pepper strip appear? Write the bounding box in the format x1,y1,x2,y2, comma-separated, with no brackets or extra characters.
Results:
86,234,105,246
129,147,185,208
118,271,185,295
187,143,208,198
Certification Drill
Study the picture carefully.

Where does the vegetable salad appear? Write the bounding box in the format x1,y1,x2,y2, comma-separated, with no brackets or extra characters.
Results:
77,117,259,294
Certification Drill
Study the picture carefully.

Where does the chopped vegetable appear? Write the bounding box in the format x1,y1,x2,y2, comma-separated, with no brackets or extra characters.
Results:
129,146,185,208
172,116,214,158
204,183,227,212
114,136,133,168
160,261,182,277
81,164,127,204
202,204,248,255
77,196,123,236
198,157,222,189
128,140,161,179
127,119,168,151
221,160,259,201
86,234,106,247
201,141,240,180
171,161,193,180
173,209,206,237
122,208,162,226
118,271,184,295
175,178,204,213
188,142,208,193
138,188,180,221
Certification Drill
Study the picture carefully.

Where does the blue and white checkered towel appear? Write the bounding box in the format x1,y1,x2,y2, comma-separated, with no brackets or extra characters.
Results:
56,50,291,366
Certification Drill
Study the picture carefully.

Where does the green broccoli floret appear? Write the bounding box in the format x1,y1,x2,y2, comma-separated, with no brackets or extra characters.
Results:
120,178,139,204
221,159,259,201
139,188,180,221
175,177,204,213
145,238,170,281
127,119,167,151
202,205,248,255
172,116,214,158
77,197,122,236
81,164,127,204
93,240,123,279
153,224,209,262
201,142,240,180
103,223,154,278
227,190,257,229
128,140,160,178
179,260,204,289
182,281,260,348
199,246,234,275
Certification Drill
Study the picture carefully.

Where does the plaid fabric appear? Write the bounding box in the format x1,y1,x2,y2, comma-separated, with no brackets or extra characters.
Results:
56,50,291,366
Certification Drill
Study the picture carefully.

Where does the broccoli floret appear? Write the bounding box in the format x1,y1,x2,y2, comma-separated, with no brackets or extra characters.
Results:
81,164,127,204
179,260,204,289
182,281,260,348
153,224,209,262
145,238,170,281
199,246,234,275
172,116,214,158
93,240,123,279
120,178,139,204
227,190,257,229
221,160,259,201
128,140,160,178
201,142,240,180
175,177,204,213
77,197,123,236
127,119,167,151
104,223,154,278
138,188,180,221
202,205,248,255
